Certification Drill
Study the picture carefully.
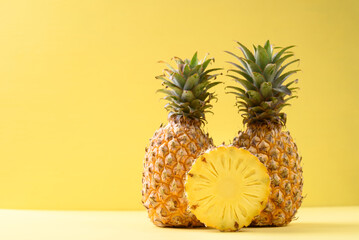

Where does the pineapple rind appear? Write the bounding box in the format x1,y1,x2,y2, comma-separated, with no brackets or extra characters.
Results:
142,118,213,227
185,146,270,231
233,125,303,226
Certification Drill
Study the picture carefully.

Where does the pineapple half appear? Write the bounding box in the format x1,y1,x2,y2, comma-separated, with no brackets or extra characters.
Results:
185,146,270,231
142,53,222,227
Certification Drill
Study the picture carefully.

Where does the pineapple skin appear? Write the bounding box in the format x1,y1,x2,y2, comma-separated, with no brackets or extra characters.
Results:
233,124,303,226
142,117,213,227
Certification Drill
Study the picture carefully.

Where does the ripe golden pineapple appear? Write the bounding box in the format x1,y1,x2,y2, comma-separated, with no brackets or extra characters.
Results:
225,41,303,226
142,53,222,227
185,146,270,231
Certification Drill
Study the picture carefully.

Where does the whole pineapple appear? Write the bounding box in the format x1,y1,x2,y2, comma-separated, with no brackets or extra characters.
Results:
225,41,303,226
142,53,221,227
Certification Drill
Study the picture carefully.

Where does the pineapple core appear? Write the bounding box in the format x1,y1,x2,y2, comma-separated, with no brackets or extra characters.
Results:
185,146,270,231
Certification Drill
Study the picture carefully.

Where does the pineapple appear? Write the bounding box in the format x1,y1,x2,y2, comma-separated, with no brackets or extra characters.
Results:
142,53,222,227
225,40,303,226
185,146,271,231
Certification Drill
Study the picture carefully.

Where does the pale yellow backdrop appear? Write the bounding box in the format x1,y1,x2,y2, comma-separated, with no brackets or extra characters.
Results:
0,0,358,210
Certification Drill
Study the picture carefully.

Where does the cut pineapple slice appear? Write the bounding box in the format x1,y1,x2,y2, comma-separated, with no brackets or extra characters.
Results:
185,146,270,231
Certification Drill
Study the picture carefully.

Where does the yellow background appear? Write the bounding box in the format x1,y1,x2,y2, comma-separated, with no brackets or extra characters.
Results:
0,0,358,210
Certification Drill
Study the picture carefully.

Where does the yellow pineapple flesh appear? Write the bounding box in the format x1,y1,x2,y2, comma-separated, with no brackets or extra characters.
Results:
185,146,270,231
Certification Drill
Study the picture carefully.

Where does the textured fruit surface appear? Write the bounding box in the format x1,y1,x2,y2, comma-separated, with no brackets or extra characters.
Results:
233,124,303,226
142,118,213,227
185,146,270,231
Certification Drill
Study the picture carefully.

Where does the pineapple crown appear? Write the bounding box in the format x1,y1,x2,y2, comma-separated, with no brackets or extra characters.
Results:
156,52,222,124
225,40,300,126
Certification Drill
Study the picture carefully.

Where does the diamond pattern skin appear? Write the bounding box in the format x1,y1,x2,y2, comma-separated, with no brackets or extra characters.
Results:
233,124,303,226
142,117,213,227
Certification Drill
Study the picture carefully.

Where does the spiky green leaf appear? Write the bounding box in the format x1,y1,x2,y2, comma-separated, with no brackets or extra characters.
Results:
172,72,186,87
285,79,298,87
184,74,199,90
226,61,247,72
273,70,300,86
225,86,246,94
253,72,265,88
275,59,300,79
247,90,262,104
274,54,294,71
205,81,222,90
273,86,291,95
255,46,271,70
228,69,254,83
157,88,181,98
201,58,213,71
237,42,255,62
264,40,272,59
263,64,276,82
227,75,256,90
181,90,195,101
240,58,261,73
190,52,198,68
272,45,295,62
260,82,273,98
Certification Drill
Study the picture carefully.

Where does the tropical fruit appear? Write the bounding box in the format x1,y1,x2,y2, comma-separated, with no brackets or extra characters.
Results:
142,53,222,227
185,146,270,231
225,40,303,226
